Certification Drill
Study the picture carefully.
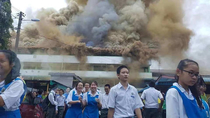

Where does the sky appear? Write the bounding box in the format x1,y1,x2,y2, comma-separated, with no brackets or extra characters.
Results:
11,0,66,13
11,0,67,28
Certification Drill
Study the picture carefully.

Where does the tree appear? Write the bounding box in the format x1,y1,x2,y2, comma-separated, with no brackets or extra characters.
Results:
0,0,13,49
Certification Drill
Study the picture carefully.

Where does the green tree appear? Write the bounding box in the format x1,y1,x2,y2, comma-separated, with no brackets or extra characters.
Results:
0,0,13,49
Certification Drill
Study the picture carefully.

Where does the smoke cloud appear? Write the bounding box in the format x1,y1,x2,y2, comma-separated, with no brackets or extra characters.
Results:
66,0,119,47
147,0,192,56
10,0,195,68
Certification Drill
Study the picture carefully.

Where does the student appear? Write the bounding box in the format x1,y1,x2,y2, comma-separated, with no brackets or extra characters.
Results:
56,89,65,118
63,87,70,118
83,82,90,93
34,89,43,105
46,87,58,118
65,82,83,118
0,50,27,118
108,65,144,118
63,88,70,100
83,81,102,118
166,59,206,118
141,80,164,118
100,84,111,118
197,76,210,118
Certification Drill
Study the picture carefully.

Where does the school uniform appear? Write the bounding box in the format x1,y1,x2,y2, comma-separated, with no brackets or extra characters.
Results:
56,95,65,118
141,87,163,118
108,82,144,118
166,82,207,118
65,90,83,118
99,93,109,118
46,90,58,118
0,78,26,118
83,91,101,118
202,99,210,118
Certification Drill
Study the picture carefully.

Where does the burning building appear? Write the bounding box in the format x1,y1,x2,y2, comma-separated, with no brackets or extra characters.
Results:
10,0,194,87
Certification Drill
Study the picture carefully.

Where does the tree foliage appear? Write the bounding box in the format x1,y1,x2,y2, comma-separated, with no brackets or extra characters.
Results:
0,0,13,49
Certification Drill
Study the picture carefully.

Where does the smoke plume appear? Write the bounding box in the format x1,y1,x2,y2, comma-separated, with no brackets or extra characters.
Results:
10,0,194,68
147,0,192,56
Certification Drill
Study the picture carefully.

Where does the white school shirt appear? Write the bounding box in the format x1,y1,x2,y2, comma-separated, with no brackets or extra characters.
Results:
66,90,82,108
99,93,109,109
56,95,65,110
0,80,24,111
48,90,58,106
141,87,163,108
166,82,194,118
108,82,144,118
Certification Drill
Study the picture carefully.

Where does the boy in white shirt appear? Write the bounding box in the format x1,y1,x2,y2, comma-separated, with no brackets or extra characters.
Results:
108,65,144,118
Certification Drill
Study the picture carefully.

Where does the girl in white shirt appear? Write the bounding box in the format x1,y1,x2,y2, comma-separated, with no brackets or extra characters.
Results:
166,59,206,118
0,50,26,118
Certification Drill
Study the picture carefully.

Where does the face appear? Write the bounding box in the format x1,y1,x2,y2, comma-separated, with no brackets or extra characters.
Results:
66,88,70,93
0,52,12,76
177,63,199,87
76,82,83,92
90,82,97,92
85,83,90,90
117,68,129,82
104,86,110,94
59,90,64,95
32,92,37,97
56,89,60,94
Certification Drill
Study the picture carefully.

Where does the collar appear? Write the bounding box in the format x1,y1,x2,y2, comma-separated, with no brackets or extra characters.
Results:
58,95,65,97
75,90,83,96
117,82,130,89
88,91,99,96
173,82,192,95
104,93,109,96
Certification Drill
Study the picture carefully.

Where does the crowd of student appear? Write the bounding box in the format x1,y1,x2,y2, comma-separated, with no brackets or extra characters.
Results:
0,50,210,118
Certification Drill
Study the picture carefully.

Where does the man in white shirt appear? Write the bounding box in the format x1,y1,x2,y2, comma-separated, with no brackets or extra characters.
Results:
141,80,164,118
56,89,65,118
100,84,111,118
46,88,58,118
108,65,144,118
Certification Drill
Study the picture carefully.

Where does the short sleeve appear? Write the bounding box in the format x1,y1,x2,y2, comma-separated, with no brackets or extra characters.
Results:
108,88,115,108
134,88,144,109
141,90,146,100
0,80,24,109
66,90,73,104
166,88,180,118
158,91,163,99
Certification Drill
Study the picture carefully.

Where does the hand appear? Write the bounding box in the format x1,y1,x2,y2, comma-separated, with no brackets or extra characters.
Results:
158,107,162,112
95,98,100,103
56,110,58,114
77,100,81,103
79,96,82,101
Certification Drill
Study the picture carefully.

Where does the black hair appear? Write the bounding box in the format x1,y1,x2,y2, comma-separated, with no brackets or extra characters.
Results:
116,65,129,74
0,50,21,85
60,89,64,93
176,59,202,108
75,82,83,90
85,82,90,86
149,80,155,87
197,75,206,87
104,84,111,89
91,81,98,86
38,89,43,95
